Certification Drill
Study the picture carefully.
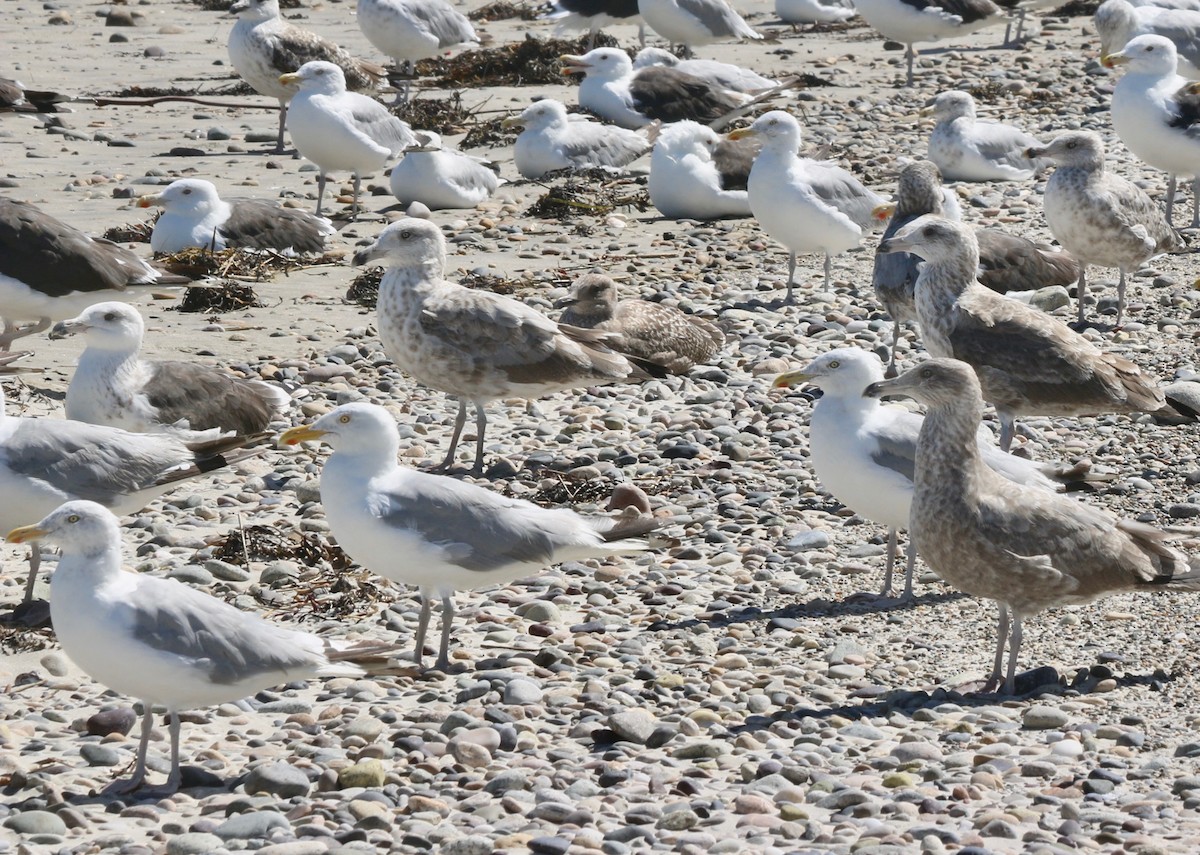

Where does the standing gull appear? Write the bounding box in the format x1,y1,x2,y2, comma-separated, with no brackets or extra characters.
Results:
648,120,754,219
228,0,385,153
279,61,418,218
877,215,1180,451
1105,34,1200,227
1026,131,1181,325
0,198,186,352
138,179,334,255
543,0,646,48
356,0,478,102
51,302,290,437
389,132,503,211
637,0,762,55
632,46,778,93
1096,0,1200,78
6,501,381,792
556,274,725,373
352,218,659,474
852,0,1006,86
864,359,1200,695
730,110,887,303
925,90,1048,182
504,99,653,179
282,403,656,670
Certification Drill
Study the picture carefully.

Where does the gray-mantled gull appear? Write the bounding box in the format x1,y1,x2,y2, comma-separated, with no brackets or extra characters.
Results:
648,120,754,219
561,48,746,129
51,302,291,438
6,501,387,792
228,0,385,153
852,0,1006,86
0,197,187,352
877,215,1181,451
776,0,856,24
543,0,645,49
389,132,503,210
773,348,1098,602
356,0,478,102
278,61,417,218
1096,0,1200,78
138,179,334,255
1025,131,1182,325
1105,34,1200,227
730,110,887,304
0,383,266,602
555,274,725,373
632,46,777,93
503,99,653,179
281,403,657,670
925,90,1048,182
352,218,661,475
864,358,1200,695
637,0,762,55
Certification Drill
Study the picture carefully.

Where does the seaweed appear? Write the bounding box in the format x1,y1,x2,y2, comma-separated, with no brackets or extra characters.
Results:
102,214,156,244
468,0,539,21
178,281,265,313
207,523,353,570
526,171,651,220
347,267,516,308
391,91,475,135
154,246,342,281
415,33,619,87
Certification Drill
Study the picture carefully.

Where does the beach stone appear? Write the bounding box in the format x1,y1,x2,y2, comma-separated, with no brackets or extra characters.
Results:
87,707,137,736
609,710,657,744
80,743,121,766
504,678,543,705
167,833,224,855
257,844,330,855
205,559,251,582
892,742,943,763
338,759,385,789
244,761,311,798
214,811,290,840
40,651,70,677
441,836,494,855
789,529,830,550
106,8,135,25
1023,706,1069,730
5,811,67,836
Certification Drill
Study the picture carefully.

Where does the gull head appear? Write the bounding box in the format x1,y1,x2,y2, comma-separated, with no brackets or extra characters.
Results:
728,110,800,150
633,47,679,70
657,120,721,157
229,0,278,21
1102,34,1178,76
895,161,944,212
863,358,981,409
1094,0,1139,61
555,274,619,314
877,214,975,264
137,178,223,216
503,99,569,132
281,402,398,454
7,500,120,555
923,90,975,122
49,302,145,350
279,61,347,95
352,217,447,270
774,348,885,398
1023,131,1103,169
561,48,633,81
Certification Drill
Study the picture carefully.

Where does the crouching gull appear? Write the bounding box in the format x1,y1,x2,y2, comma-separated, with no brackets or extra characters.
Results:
279,61,418,218
773,349,1098,602
281,403,657,670
648,120,755,219
356,0,479,102
556,274,725,373
504,99,653,179
852,0,1006,86
632,46,778,93
543,0,645,48
138,179,334,254
864,358,1200,695
7,501,395,792
0,382,266,603
731,110,887,304
1096,0,1200,78
1026,131,1181,325
352,218,662,474
1105,35,1200,227
637,0,762,56
390,132,503,210
0,197,187,352
228,0,385,152
925,90,1049,182
877,215,1183,451
51,302,291,438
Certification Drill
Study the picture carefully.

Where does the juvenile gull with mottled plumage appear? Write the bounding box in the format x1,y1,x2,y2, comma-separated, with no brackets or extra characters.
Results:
282,403,656,670
504,99,653,179
864,358,1200,695
353,218,659,474
926,90,1048,182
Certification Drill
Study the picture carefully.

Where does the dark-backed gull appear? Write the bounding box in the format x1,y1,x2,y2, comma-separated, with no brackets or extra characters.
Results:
543,0,645,48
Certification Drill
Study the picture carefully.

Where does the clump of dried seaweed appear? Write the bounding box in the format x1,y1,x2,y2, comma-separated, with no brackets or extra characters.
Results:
103,215,156,244
287,566,392,621
192,0,297,8
461,116,517,150
506,475,615,506
207,523,353,569
1053,0,1099,15
347,267,516,308
154,246,342,281
0,624,55,655
416,33,619,87
391,91,474,135
461,271,517,295
179,281,264,313
526,171,650,220
469,0,538,21
968,80,1066,108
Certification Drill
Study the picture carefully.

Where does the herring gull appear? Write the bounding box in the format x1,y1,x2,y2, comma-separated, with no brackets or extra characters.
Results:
281,403,656,670
648,120,754,219
1026,131,1181,325
279,61,418,218
543,0,645,48
51,302,291,438
355,0,478,102
228,0,385,152
852,0,1005,86
1096,0,1200,78
637,0,762,55
138,179,334,255
863,358,1200,695
925,90,1048,182
632,46,777,93
730,110,887,303
877,215,1180,451
352,218,660,474
773,348,1096,602
776,0,856,24
389,132,503,210
555,274,725,373
504,99,653,179
7,501,384,792
1105,34,1200,227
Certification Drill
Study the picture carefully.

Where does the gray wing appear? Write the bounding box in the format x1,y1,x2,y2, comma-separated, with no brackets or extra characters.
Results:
1147,17,1200,66
224,200,333,253
872,210,923,319
803,161,888,229
971,121,1043,171
676,0,755,36
870,410,920,481
409,0,478,47
560,123,649,168
1097,177,1183,254
348,95,417,155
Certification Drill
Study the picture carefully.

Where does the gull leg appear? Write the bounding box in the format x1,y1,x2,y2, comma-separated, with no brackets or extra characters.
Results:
981,603,1009,693
879,527,898,598
435,398,468,471
823,253,832,290
638,23,646,47
1074,266,1087,325
351,173,363,221
164,712,182,794
905,44,915,88
470,403,488,476
900,538,916,603
886,318,901,378
785,251,797,304
1191,178,1200,229
1004,612,1023,695
412,592,433,669
587,25,598,51
1165,174,1177,226
315,173,327,217
108,704,154,794
275,99,287,153
435,592,455,671
1116,268,1126,327
22,547,41,603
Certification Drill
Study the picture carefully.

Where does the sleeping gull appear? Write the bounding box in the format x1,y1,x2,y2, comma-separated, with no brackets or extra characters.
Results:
1105,34,1200,227
0,383,265,602
1026,131,1181,325
877,215,1181,451
6,501,386,792
632,46,777,93
0,197,186,352
863,358,1200,695
555,274,725,373
776,0,856,24
279,61,418,218
51,302,291,438
543,0,645,48
389,132,503,210
561,47,746,129
730,110,887,303
773,349,1096,602
138,178,334,254
356,0,479,102
648,119,754,219
352,218,660,474
637,0,762,55
228,0,385,153
873,160,1079,374
504,99,653,179
1096,0,1200,78
852,0,1006,86
281,403,657,670
925,90,1048,182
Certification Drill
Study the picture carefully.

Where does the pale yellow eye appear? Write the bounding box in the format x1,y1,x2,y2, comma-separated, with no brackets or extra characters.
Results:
339,414,351,424
828,360,840,369
67,514,80,523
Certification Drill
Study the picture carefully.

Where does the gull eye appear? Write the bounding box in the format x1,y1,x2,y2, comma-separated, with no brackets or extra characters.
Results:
921,227,934,238
399,229,411,239
103,312,116,321
920,368,934,379
338,414,351,424
828,360,840,369
182,188,192,195
1066,140,1077,149
67,514,80,524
